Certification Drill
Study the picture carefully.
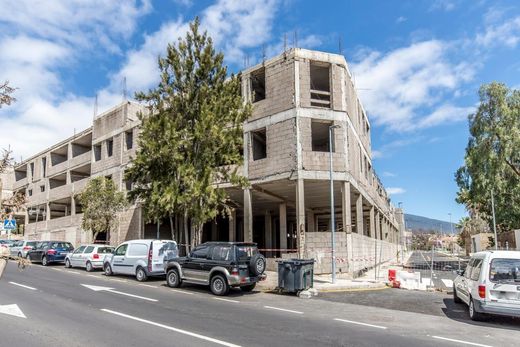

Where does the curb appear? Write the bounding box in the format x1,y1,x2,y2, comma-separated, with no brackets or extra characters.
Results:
317,285,389,293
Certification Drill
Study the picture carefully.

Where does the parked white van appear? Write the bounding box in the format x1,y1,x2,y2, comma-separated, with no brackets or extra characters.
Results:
453,250,520,320
103,239,178,281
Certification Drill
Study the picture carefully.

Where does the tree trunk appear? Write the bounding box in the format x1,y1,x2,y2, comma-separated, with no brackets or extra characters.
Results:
169,215,175,241
183,211,189,254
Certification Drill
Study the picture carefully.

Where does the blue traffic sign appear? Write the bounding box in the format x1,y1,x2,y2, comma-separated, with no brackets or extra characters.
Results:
3,219,16,230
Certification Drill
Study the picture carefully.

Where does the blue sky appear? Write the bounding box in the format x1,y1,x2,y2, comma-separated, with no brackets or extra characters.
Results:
0,0,519,223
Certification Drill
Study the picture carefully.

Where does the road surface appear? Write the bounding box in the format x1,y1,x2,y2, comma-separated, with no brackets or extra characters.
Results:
0,261,518,347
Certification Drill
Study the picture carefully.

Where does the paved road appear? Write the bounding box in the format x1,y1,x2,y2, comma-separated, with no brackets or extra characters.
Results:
0,262,518,347
405,250,468,290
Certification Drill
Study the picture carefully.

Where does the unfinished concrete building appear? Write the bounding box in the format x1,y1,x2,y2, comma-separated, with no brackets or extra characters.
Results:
12,48,404,275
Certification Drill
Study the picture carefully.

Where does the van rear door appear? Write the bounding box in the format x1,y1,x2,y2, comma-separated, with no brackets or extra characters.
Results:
151,241,178,273
488,258,520,308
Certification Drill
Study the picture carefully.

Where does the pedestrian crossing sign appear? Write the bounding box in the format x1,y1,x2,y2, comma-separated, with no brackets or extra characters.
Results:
3,219,16,230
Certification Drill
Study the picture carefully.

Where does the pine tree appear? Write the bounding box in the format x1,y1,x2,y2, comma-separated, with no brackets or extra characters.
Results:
126,18,251,249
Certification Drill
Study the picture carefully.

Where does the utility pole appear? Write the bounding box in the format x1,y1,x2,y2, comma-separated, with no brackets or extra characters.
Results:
329,125,340,284
430,244,434,287
491,188,498,250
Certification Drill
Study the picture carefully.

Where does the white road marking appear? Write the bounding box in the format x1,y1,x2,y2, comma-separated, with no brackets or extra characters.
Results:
140,284,157,288
87,274,99,278
432,335,493,347
9,282,37,291
264,306,303,314
51,268,64,272
214,297,240,303
441,279,454,288
334,318,387,330
168,288,195,295
101,309,241,347
81,284,158,302
0,304,26,318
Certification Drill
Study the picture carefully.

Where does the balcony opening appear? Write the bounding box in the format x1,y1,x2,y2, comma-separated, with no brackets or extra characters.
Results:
40,185,45,192
251,128,267,160
27,189,32,196
310,63,331,108
49,198,72,219
250,67,266,103
94,144,102,161
15,165,27,181
72,132,92,158
70,164,91,183
311,120,334,152
125,130,133,150
28,205,47,223
30,162,34,180
50,144,68,166
49,173,67,189
106,138,114,157
75,199,83,214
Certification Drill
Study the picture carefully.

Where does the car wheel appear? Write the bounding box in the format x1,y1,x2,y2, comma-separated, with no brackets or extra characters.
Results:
136,267,148,282
42,256,48,266
249,254,266,276
65,259,72,268
469,298,485,321
104,263,113,276
210,274,229,296
166,268,181,288
85,261,93,272
240,283,256,292
453,286,462,303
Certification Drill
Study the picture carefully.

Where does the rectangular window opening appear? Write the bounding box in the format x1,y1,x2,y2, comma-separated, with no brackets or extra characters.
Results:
310,63,331,108
94,144,102,162
41,157,46,178
251,128,267,160
250,67,266,103
106,139,114,157
312,121,334,152
125,130,133,150
40,185,45,193
30,162,35,181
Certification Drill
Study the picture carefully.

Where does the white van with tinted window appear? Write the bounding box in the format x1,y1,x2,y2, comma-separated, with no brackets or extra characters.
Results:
453,250,520,320
103,239,178,281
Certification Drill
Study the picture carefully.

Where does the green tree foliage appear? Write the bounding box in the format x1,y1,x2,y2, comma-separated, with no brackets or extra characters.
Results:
78,177,128,242
125,18,251,248
456,82,520,231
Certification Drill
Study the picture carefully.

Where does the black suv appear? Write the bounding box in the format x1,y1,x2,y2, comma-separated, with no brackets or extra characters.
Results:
164,242,266,296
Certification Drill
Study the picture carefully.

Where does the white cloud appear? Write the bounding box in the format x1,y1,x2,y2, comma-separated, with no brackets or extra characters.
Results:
417,104,474,129
351,40,475,131
429,0,457,12
396,16,407,24
386,187,406,195
382,171,396,177
476,16,520,48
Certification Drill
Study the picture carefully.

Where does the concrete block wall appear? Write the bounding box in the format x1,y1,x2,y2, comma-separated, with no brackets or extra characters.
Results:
305,232,349,274
247,118,297,179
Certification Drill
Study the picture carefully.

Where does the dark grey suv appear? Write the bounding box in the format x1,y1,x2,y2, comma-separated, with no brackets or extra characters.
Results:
164,242,266,296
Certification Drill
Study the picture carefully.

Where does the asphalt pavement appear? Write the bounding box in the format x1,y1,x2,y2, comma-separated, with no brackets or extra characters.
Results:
0,261,519,347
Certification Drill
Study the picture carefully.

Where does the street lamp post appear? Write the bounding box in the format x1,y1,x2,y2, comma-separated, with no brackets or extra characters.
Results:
491,188,498,250
329,124,340,284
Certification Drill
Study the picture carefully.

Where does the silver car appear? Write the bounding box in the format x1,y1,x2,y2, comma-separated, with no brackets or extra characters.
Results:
65,244,114,272
10,240,38,258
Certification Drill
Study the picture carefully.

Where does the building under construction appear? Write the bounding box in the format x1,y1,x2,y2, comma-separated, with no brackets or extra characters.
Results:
12,48,405,274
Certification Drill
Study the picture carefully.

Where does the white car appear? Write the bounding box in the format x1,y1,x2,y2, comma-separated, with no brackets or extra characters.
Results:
453,250,520,320
10,240,38,258
65,244,115,272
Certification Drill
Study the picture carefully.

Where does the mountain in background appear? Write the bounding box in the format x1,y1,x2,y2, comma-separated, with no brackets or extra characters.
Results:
405,213,458,234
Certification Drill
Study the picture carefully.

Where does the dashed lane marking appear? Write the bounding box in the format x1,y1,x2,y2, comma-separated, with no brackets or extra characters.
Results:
101,309,241,347
264,306,303,315
9,282,37,291
334,318,387,330
432,335,493,347
213,297,240,303
168,288,195,295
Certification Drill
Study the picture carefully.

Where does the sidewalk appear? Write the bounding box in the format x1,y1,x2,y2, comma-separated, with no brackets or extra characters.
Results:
258,252,412,294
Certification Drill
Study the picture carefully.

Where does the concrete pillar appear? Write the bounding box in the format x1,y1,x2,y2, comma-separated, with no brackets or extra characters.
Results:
355,194,363,235
341,182,352,234
375,211,381,240
265,211,272,254
307,212,315,233
369,206,375,238
243,188,253,242
228,209,236,242
211,220,217,241
46,202,51,221
296,178,306,257
279,203,287,252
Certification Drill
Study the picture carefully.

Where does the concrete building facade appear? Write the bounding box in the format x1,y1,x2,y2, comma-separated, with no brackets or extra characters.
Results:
12,48,404,275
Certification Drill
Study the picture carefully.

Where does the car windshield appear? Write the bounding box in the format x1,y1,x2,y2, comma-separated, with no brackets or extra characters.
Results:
489,258,520,283
51,242,73,250
27,241,37,247
236,246,258,260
